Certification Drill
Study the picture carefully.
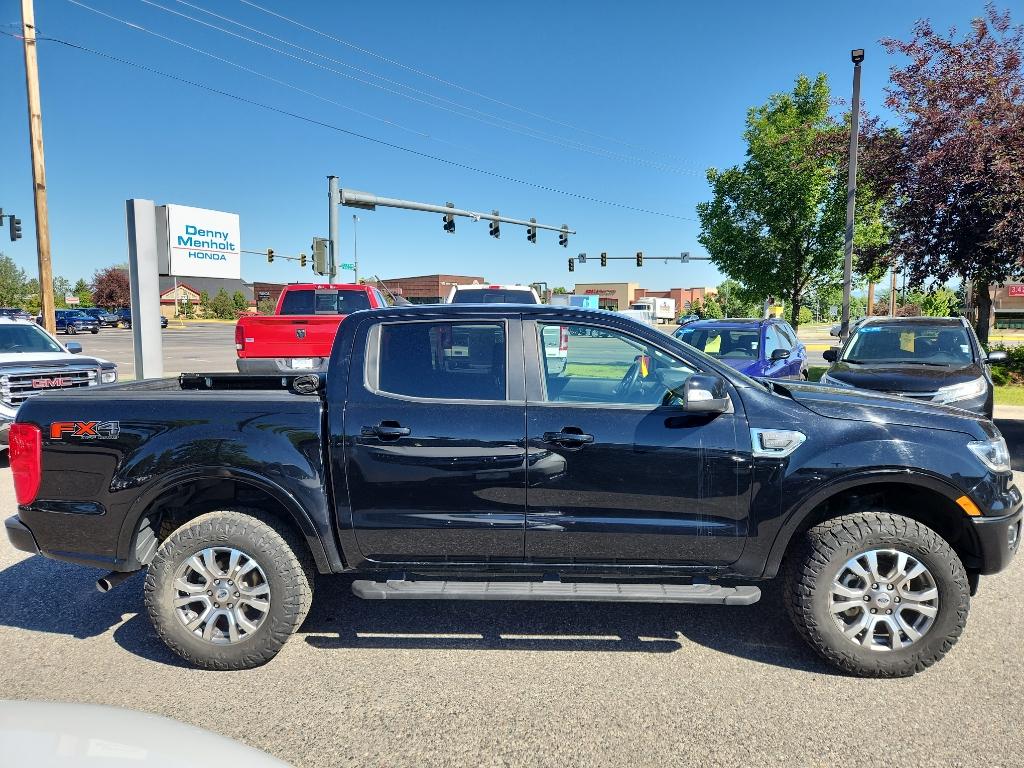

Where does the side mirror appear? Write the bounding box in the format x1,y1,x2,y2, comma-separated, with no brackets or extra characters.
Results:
677,373,730,414
823,348,838,363
66,342,82,354
986,351,1008,363
829,324,841,337
770,348,791,361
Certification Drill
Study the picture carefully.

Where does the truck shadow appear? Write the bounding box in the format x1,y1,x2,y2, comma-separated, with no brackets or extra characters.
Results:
300,576,839,675
0,556,836,674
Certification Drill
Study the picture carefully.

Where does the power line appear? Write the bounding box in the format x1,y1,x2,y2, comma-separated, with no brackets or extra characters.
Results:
236,0,704,169
64,0,475,154
138,0,698,176
0,30,695,221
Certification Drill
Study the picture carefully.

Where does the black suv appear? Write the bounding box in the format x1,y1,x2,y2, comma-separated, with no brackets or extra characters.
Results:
822,316,1006,418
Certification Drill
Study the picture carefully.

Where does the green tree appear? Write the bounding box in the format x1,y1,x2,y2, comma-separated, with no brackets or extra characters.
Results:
232,291,249,312
256,298,276,315
52,276,71,309
199,290,211,317
73,278,93,307
715,279,760,317
697,74,888,329
703,295,724,319
0,254,28,307
689,298,705,318
208,288,236,319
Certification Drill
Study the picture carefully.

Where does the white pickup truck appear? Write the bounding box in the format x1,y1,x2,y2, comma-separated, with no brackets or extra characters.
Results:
0,318,118,445
446,284,567,374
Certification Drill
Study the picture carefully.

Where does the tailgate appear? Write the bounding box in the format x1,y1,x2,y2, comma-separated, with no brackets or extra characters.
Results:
236,316,344,359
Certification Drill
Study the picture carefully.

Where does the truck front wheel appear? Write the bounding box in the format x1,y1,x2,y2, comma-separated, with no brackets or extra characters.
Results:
144,509,314,670
784,511,969,677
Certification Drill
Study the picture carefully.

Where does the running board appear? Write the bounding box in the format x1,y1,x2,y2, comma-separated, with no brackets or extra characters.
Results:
351,580,760,605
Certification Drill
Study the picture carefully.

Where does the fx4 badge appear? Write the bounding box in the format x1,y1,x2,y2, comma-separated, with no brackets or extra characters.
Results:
50,421,121,440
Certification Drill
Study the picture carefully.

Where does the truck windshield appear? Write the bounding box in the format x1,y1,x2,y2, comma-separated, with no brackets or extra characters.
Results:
450,289,536,304
279,290,371,315
0,324,64,353
842,324,974,365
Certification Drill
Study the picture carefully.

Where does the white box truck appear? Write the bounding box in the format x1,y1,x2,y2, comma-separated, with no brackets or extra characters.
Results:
630,297,676,324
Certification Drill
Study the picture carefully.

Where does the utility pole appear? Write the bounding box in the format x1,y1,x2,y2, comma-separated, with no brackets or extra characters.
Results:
352,214,360,283
889,267,898,317
327,175,340,283
21,0,55,333
840,49,864,340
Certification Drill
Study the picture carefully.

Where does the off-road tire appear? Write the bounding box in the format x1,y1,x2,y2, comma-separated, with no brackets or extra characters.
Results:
784,511,969,677
144,509,314,670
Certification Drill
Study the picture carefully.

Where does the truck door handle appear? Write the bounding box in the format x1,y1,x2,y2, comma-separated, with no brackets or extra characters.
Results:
364,422,411,440
542,429,594,447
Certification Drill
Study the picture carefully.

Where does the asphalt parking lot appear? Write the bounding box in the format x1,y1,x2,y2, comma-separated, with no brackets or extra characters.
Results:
1,470,1022,767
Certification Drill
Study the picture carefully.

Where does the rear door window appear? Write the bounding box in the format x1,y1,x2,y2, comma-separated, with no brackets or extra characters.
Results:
372,322,507,401
280,290,372,315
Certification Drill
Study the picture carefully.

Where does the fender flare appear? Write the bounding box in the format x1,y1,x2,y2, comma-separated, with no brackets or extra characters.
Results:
117,465,333,573
760,468,978,578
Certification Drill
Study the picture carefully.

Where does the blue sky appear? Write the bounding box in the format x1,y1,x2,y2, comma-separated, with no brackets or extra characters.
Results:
0,0,1003,291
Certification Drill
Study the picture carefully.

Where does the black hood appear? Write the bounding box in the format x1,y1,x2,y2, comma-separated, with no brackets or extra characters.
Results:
824,361,984,393
770,380,991,438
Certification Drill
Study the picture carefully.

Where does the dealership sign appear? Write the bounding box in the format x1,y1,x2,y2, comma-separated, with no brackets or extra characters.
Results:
157,204,240,279
1009,285,1024,297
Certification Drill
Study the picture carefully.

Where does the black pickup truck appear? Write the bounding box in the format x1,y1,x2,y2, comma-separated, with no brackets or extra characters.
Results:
5,305,1021,676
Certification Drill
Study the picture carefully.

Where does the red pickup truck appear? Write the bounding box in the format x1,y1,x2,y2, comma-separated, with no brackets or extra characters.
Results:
235,283,389,373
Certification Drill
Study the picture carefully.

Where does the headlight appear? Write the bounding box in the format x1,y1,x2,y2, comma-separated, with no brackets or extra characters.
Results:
967,436,1011,473
820,373,853,388
934,377,986,404
100,370,117,384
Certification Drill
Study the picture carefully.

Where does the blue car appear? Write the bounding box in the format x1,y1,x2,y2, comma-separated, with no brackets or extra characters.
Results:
673,317,808,379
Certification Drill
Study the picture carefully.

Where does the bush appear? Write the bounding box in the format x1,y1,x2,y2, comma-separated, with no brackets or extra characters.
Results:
797,306,813,326
990,344,1024,386
991,366,1011,386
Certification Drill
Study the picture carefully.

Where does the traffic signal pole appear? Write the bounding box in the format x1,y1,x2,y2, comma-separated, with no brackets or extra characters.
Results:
328,176,340,282
20,0,55,333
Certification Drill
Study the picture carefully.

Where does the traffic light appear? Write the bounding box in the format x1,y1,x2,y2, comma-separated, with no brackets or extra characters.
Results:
568,258,575,272
636,251,643,267
266,248,274,263
489,210,500,239
559,225,568,248
9,216,22,242
443,202,455,234
527,218,537,244
299,253,307,268
312,238,328,275
600,252,608,267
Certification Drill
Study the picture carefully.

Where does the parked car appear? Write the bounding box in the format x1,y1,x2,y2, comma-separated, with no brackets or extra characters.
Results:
821,316,1005,419
0,307,33,322
6,305,1019,677
81,307,120,327
674,317,808,379
116,308,169,329
0,317,116,445
446,283,540,303
0,700,291,768
54,309,99,335
445,283,568,373
235,283,389,373
675,313,700,326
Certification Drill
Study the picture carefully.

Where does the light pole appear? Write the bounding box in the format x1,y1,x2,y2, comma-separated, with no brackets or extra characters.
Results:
352,214,360,283
840,48,864,340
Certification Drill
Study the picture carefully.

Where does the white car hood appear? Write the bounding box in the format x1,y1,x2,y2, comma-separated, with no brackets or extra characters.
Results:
0,352,111,365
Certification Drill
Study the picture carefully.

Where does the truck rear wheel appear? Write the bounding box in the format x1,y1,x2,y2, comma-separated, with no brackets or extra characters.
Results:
144,509,314,670
783,511,969,677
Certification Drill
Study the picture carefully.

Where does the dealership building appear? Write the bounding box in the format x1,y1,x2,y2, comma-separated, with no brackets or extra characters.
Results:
572,282,717,312
991,284,1024,329
377,274,487,304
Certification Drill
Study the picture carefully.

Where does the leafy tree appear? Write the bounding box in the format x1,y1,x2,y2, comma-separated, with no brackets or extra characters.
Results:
199,290,211,317
52,276,71,309
798,306,814,325
920,288,960,317
23,277,40,313
232,291,249,312
208,288,237,319
715,279,760,317
256,298,276,315
702,295,724,319
552,286,568,294
689,298,705,318
91,267,131,309
73,278,93,307
0,254,28,307
698,74,891,329
878,5,1024,342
